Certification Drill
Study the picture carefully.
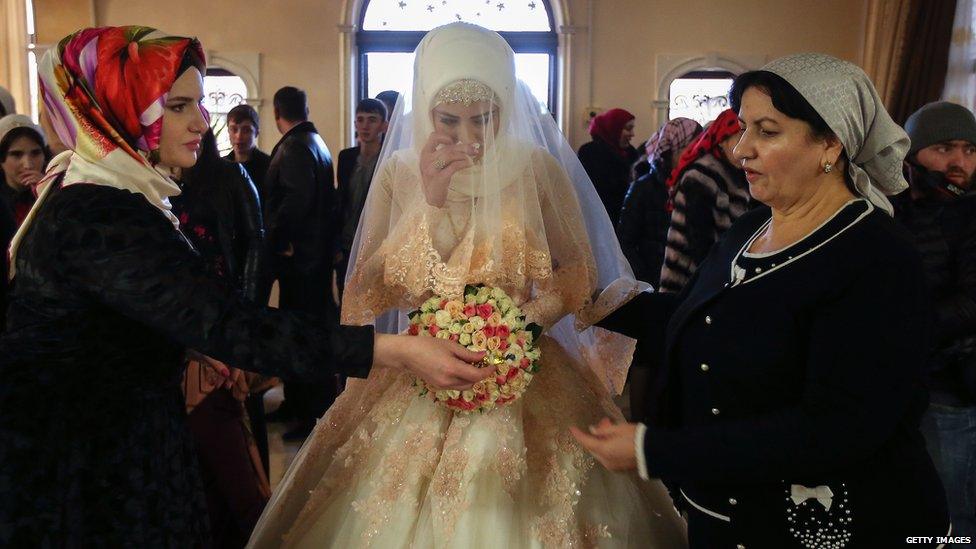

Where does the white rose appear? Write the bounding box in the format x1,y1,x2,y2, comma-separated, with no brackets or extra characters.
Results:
435,310,452,328
508,344,525,360
469,316,486,330
459,333,472,346
449,322,463,334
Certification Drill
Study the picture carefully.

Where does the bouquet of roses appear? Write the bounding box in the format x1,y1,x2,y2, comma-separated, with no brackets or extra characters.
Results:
407,284,542,413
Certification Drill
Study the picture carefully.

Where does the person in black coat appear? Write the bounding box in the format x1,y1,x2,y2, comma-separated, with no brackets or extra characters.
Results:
263,86,342,439
0,28,490,546
618,117,702,286
896,100,976,543
223,103,272,202
577,108,639,226
573,55,950,548
336,98,388,299
171,128,271,546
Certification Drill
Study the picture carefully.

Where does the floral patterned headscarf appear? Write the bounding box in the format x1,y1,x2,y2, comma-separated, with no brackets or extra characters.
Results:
9,26,206,277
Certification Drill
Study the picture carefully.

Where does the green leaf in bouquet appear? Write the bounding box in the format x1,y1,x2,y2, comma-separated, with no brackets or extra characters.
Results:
464,284,481,297
408,310,420,321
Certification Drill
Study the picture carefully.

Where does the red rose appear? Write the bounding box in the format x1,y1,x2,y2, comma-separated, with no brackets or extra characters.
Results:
429,325,440,336
496,374,506,384
499,340,509,350
495,325,510,339
506,368,519,380
463,304,477,317
408,324,419,336
482,325,496,338
520,358,531,369
477,304,494,319
448,397,477,411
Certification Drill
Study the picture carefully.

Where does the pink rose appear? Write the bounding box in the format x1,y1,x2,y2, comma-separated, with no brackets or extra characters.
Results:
463,304,477,317
482,325,496,338
520,358,531,369
408,324,419,336
495,325,510,339
429,325,440,336
450,333,460,342
477,304,494,319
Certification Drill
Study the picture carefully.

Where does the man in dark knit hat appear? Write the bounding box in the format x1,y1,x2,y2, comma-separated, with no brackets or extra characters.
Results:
895,100,976,542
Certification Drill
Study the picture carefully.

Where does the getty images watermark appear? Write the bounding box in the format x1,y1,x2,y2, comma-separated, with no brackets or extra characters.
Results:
906,536,972,544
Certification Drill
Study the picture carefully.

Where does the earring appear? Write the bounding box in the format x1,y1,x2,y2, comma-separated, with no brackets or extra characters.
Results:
823,162,833,174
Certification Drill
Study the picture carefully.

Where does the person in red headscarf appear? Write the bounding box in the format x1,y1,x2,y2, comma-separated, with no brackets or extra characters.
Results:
659,109,752,293
577,108,639,226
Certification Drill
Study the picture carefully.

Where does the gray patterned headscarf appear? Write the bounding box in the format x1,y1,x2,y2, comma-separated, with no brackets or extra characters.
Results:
762,53,909,215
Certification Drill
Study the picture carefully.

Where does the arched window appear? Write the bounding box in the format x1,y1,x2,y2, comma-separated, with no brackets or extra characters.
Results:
203,68,248,155
357,0,558,115
668,70,735,125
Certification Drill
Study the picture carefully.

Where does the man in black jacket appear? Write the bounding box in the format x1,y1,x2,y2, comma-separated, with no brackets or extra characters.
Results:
335,98,387,299
896,100,976,542
263,86,339,440
223,104,272,202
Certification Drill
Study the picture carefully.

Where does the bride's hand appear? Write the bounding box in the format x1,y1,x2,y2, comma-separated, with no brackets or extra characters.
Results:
373,333,492,390
419,132,477,207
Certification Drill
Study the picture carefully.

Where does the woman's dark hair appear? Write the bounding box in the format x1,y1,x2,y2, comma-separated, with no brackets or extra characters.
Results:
177,41,206,78
730,71,834,141
0,126,51,164
730,70,854,189
181,128,220,190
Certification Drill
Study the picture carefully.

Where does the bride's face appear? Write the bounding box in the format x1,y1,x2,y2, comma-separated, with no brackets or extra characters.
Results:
431,100,500,160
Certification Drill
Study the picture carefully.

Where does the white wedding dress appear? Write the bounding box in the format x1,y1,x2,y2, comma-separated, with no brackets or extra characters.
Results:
248,23,687,549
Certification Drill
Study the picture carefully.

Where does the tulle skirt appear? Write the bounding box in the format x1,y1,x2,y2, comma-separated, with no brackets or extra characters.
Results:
248,336,687,548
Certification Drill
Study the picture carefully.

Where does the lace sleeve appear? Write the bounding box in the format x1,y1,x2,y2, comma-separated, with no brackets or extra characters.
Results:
524,151,599,328
341,156,446,325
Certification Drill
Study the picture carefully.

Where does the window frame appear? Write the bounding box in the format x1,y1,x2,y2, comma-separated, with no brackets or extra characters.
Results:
355,0,559,115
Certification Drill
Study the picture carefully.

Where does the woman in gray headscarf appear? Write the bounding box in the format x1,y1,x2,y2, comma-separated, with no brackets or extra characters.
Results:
572,53,951,548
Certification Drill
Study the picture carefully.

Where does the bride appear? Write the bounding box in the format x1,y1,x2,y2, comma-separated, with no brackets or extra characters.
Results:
249,23,686,548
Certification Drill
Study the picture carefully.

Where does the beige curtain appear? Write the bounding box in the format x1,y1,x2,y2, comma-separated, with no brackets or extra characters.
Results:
862,0,914,106
0,0,30,116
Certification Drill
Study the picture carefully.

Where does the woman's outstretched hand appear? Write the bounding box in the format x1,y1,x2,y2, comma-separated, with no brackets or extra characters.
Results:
570,417,639,472
419,132,477,207
373,333,492,390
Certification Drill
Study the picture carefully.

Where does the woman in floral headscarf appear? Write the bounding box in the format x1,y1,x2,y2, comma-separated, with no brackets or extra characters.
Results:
578,108,639,226
0,26,488,546
658,109,750,293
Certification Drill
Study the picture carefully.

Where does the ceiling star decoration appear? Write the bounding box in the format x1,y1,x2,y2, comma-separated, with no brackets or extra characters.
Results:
497,2,505,11
528,1,536,9
397,0,406,8
455,13,462,20
427,3,435,11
